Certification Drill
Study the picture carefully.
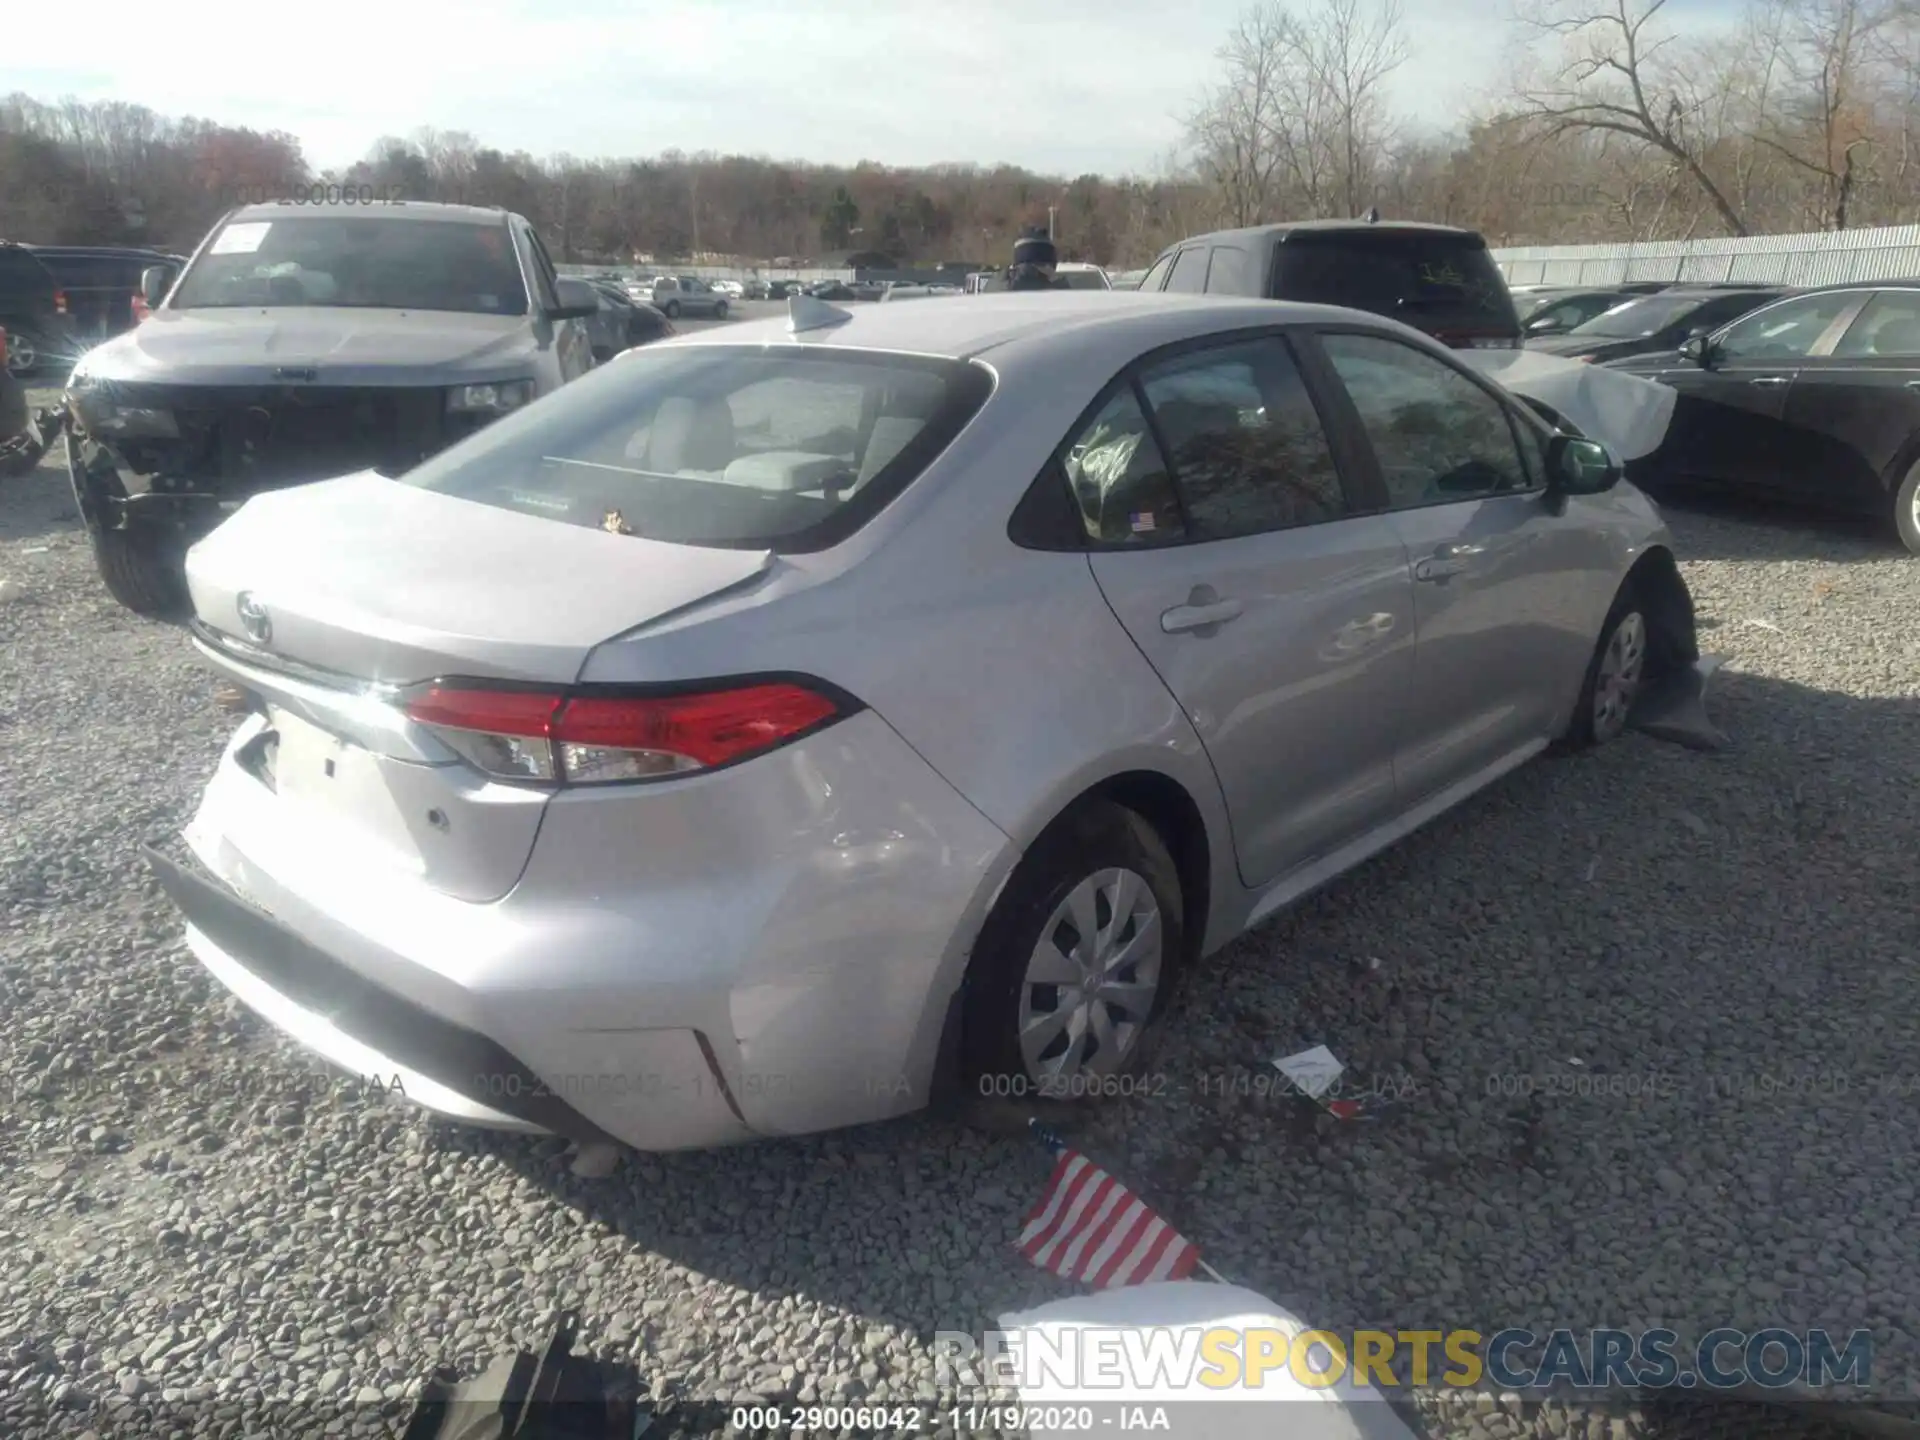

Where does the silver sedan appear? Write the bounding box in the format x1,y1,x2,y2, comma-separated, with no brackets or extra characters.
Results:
148,292,1712,1152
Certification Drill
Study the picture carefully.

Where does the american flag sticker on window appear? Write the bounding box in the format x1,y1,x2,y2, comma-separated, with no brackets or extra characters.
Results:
1130,512,1157,532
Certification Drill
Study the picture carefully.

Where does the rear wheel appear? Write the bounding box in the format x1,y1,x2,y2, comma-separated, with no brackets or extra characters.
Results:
961,801,1183,1108
714,300,729,320
1894,458,1920,556
1563,585,1649,750
663,300,681,319
91,525,188,617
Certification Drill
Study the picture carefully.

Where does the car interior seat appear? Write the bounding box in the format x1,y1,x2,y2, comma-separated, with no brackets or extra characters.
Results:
645,396,737,475
1868,317,1920,356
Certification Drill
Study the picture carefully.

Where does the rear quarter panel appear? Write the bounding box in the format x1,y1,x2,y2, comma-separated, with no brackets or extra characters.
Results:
574,336,1247,953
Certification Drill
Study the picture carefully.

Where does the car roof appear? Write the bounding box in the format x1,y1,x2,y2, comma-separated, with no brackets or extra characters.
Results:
225,200,516,225
670,290,1419,361
1169,219,1486,252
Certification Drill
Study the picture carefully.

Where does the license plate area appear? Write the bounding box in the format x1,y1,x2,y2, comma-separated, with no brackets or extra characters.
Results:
263,705,430,874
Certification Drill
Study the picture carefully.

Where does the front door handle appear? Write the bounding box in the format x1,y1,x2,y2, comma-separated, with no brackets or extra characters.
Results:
1161,588,1244,634
1748,375,1789,387
1414,556,1470,582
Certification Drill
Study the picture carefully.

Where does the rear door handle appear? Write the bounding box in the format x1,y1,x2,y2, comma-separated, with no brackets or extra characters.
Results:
1748,375,1790,387
1161,598,1244,633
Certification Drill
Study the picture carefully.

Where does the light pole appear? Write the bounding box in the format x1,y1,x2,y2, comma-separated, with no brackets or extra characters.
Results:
1048,206,1056,240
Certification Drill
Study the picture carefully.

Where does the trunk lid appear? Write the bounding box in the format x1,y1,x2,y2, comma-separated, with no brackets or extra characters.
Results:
186,470,772,685
186,473,773,904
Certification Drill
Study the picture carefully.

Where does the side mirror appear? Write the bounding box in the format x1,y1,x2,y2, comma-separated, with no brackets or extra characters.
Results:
1547,434,1621,496
546,277,601,321
140,265,172,311
1678,333,1712,366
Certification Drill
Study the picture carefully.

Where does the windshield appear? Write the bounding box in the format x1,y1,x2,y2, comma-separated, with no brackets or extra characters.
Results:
168,215,529,315
402,346,993,551
1568,294,1700,338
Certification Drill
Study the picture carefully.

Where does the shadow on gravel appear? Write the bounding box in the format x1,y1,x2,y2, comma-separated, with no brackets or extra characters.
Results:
1648,484,1907,563
437,664,1920,1423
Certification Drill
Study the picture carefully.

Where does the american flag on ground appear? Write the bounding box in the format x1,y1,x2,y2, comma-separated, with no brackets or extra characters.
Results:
1016,1123,1202,1289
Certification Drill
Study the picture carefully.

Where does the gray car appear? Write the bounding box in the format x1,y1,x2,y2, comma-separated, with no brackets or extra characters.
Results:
148,291,1710,1153
646,275,730,320
61,201,599,615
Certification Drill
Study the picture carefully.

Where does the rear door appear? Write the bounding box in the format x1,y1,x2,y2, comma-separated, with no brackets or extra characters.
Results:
1076,330,1418,888
1776,288,1920,514
1306,327,1598,802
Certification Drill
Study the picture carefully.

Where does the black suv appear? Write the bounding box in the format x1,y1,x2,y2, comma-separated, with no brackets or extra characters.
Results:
1134,219,1523,349
0,242,81,378
27,245,185,343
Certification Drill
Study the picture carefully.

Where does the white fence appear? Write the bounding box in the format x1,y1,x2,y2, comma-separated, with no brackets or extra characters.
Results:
1493,224,1920,288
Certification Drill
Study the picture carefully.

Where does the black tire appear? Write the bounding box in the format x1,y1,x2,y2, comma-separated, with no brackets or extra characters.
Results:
1894,459,1920,557
960,800,1184,1109
91,525,188,617
663,300,681,319
4,324,41,377
1561,581,1649,751
714,300,729,320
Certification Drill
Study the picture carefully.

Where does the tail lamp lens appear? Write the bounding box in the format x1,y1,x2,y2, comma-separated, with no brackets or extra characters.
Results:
402,682,845,785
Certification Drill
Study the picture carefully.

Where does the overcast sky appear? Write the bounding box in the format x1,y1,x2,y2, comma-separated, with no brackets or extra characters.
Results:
6,0,1743,178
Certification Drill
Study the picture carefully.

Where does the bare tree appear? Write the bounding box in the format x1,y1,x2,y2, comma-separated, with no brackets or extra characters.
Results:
1513,0,1753,234
1751,0,1900,228
1188,0,1406,226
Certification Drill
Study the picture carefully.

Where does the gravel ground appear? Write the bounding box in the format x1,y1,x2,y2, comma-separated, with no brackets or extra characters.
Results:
1,391,1916,1440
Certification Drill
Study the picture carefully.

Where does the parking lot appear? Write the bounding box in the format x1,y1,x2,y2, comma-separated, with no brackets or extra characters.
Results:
1,332,1917,1440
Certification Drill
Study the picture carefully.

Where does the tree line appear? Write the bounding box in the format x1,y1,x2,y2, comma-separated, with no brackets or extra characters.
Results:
6,0,1920,269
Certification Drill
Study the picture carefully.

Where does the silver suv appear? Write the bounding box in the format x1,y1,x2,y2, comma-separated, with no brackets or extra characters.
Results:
644,275,730,320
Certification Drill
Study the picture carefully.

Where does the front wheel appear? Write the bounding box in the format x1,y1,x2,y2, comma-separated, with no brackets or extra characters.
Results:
91,525,188,617
714,300,729,319
4,325,39,377
1563,586,1649,749
1894,458,1920,556
663,300,681,319
961,801,1183,1106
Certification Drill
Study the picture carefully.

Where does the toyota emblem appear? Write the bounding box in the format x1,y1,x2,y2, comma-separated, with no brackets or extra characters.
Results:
235,591,272,646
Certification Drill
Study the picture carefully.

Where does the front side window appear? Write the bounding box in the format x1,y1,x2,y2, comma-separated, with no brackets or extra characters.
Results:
1320,332,1531,508
1714,292,1860,361
169,216,530,316
403,347,992,551
1165,247,1210,294
1139,253,1175,292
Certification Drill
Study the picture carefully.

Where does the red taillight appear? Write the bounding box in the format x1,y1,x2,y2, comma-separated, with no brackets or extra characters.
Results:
53,288,68,317
131,294,151,323
402,681,846,785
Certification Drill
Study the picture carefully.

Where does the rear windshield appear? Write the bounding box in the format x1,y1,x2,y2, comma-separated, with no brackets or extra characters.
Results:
1273,234,1517,332
1569,294,1702,338
169,216,529,316
401,346,994,552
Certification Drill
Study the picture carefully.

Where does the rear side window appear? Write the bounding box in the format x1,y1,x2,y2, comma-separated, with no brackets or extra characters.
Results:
1139,337,1348,537
1834,290,1920,356
1204,245,1251,295
1165,248,1210,294
402,347,993,553
1061,388,1185,544
1273,234,1517,334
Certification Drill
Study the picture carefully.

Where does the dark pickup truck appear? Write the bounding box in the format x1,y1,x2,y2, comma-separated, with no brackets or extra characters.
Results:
59,200,601,615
